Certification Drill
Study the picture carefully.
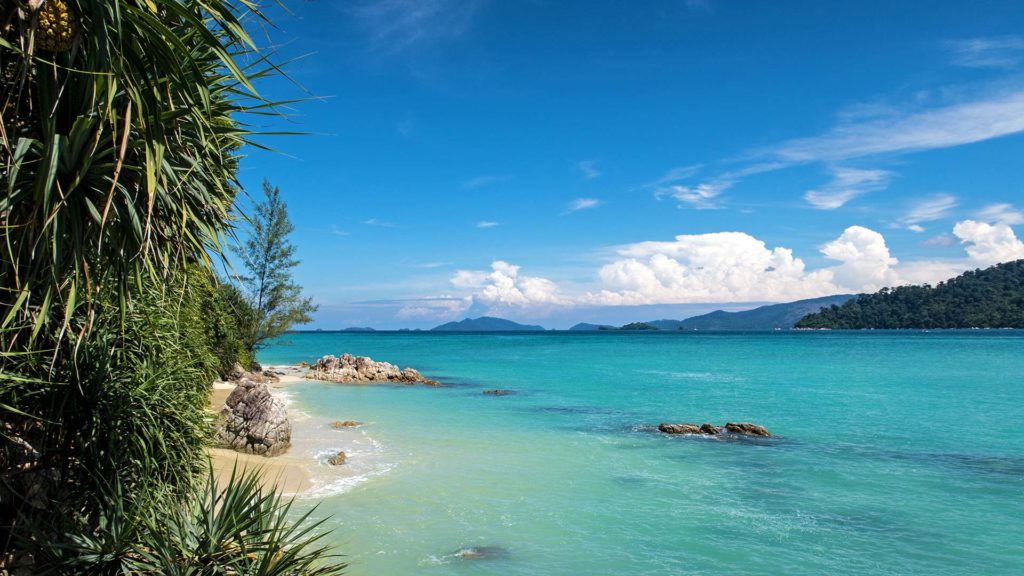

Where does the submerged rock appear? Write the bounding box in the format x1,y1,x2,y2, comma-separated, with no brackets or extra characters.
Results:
483,389,512,396
331,420,362,428
327,451,347,466
657,421,770,437
658,423,702,435
215,380,291,456
450,546,509,560
724,422,771,437
306,354,441,386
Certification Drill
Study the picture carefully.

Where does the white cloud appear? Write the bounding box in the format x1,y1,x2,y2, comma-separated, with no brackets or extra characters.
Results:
975,203,1024,225
364,218,398,228
654,88,1024,209
657,181,730,209
819,226,900,291
565,198,603,213
396,297,470,320
803,167,891,209
776,91,1024,163
899,193,958,229
953,220,1024,266
442,223,1024,314
450,261,568,311
585,231,841,305
577,160,601,179
476,221,499,228
949,37,1024,69
353,0,481,53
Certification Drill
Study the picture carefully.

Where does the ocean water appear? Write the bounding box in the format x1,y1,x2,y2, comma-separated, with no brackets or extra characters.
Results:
259,331,1024,575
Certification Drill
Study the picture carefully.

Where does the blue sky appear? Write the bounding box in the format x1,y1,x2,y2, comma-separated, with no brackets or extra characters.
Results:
236,0,1024,329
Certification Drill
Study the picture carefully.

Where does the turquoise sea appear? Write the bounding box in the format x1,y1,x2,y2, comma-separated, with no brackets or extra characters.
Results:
259,331,1024,575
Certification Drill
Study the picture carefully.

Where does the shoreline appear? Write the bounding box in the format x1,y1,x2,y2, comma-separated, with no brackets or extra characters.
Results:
207,367,312,496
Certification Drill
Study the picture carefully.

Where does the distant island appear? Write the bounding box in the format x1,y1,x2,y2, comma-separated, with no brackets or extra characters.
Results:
343,327,376,332
431,316,546,331
796,260,1024,329
570,295,854,331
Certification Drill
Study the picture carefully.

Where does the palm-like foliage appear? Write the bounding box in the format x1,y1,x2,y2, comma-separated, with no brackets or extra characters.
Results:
29,467,347,575
1,0,280,342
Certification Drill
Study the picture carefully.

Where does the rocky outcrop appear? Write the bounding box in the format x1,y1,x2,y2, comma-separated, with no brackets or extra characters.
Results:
225,362,278,384
483,389,512,396
306,354,441,386
658,423,701,435
327,451,347,466
331,420,362,428
215,380,291,456
659,421,771,437
724,422,771,437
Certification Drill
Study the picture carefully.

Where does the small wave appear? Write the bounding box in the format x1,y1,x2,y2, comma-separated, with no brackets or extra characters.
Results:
300,463,394,499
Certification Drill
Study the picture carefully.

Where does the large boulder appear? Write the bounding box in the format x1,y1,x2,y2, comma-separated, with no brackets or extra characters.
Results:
307,354,441,386
658,423,702,435
724,422,771,437
215,380,291,456
327,451,347,466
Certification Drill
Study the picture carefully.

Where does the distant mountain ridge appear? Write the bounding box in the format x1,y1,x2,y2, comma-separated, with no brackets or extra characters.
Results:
569,295,855,331
796,260,1024,329
656,295,855,330
431,316,546,331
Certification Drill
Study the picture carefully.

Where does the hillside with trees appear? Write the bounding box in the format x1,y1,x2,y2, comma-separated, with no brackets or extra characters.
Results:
795,260,1024,329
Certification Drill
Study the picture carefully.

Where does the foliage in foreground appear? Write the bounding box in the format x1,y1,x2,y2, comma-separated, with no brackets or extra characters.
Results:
23,467,346,575
795,259,1024,329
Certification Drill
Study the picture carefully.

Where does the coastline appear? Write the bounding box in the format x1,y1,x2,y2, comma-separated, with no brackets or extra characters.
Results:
207,369,312,495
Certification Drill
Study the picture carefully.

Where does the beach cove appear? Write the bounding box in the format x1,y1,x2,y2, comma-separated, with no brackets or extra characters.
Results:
227,330,1024,575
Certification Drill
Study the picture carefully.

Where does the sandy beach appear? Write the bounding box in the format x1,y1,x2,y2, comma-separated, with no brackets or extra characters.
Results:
207,368,312,495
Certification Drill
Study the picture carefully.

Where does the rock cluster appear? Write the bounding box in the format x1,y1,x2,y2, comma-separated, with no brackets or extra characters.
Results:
331,420,362,428
215,379,291,456
306,354,441,386
327,451,347,466
658,421,771,437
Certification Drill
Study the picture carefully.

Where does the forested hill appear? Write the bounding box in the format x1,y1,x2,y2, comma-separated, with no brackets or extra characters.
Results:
795,260,1024,329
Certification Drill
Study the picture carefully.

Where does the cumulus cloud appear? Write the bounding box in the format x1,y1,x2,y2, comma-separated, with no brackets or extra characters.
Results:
803,167,891,209
450,261,569,312
952,220,1024,266
444,221,1024,314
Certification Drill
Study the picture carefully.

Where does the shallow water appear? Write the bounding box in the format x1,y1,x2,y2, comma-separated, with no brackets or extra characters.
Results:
260,331,1024,575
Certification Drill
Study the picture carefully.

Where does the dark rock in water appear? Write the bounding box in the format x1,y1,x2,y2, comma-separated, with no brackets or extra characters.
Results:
327,451,346,466
450,546,509,560
215,380,291,456
657,421,770,437
700,423,721,435
658,423,701,435
483,389,512,396
331,420,362,429
724,422,771,437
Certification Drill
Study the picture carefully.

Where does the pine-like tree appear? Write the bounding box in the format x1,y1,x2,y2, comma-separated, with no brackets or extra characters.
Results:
234,180,318,355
